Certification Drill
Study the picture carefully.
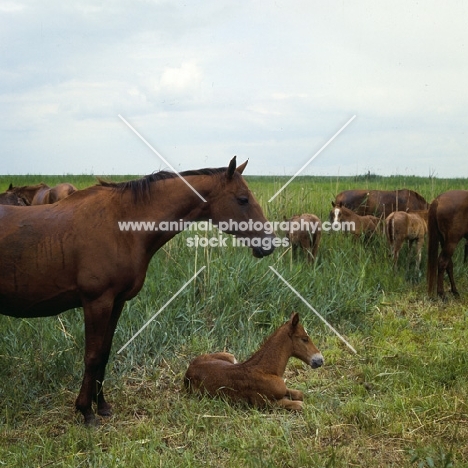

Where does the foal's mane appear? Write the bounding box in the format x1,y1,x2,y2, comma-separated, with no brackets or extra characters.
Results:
98,167,227,202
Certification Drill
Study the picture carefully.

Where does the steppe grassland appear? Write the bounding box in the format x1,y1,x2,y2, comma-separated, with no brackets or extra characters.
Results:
0,173,467,467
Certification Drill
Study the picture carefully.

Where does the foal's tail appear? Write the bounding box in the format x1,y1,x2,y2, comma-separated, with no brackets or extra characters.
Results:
385,214,395,245
427,199,440,297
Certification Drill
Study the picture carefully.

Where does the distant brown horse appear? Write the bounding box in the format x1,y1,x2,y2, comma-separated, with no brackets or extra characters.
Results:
0,157,275,425
334,189,429,218
330,202,380,239
427,190,468,298
0,190,27,206
8,182,77,204
385,210,427,272
286,214,321,263
184,312,323,410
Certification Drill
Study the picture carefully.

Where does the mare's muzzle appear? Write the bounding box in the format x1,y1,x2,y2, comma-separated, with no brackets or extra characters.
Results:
251,234,276,258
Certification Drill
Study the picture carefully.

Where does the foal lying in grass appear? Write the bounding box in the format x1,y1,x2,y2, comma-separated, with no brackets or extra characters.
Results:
184,312,323,410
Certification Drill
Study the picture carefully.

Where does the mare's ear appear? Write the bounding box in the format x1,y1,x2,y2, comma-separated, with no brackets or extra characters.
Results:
8,183,13,190
290,312,299,327
331,201,336,207
227,156,237,180
236,159,248,174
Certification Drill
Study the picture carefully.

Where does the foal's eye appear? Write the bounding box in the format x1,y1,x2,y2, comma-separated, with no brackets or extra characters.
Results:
237,196,249,205
301,337,309,343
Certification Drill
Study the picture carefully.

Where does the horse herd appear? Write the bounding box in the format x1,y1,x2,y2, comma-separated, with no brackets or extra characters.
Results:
286,188,468,299
0,159,467,424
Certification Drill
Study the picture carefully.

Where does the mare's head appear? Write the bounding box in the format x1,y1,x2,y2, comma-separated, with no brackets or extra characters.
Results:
288,312,323,369
208,156,276,258
8,182,49,205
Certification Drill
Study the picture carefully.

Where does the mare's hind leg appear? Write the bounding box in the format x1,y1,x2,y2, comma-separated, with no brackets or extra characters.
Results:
446,258,459,297
437,244,458,297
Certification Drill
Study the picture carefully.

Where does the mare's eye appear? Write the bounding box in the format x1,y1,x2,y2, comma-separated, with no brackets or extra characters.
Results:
237,196,249,205
301,337,309,343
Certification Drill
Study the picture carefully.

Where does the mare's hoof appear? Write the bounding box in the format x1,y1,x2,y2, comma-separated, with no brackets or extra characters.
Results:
97,404,113,417
83,414,100,427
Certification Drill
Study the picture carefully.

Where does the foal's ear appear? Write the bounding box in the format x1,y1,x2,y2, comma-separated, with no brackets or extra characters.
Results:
290,312,300,327
8,183,13,190
331,201,336,207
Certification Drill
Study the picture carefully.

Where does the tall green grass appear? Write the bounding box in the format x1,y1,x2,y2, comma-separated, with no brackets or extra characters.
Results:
1,174,467,467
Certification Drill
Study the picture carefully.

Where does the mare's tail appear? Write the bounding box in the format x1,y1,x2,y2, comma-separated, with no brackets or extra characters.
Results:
427,199,440,296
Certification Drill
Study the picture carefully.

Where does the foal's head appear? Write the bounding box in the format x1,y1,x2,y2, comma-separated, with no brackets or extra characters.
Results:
330,201,344,227
288,312,324,369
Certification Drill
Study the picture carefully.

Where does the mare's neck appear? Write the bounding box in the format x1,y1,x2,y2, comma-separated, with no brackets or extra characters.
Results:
127,175,214,223
243,326,292,376
121,175,215,255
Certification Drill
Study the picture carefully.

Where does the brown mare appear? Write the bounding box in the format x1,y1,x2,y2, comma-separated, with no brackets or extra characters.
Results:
427,190,468,298
184,312,323,410
8,182,77,204
0,190,27,206
0,157,275,425
334,189,429,218
330,202,380,239
286,214,321,263
385,210,427,272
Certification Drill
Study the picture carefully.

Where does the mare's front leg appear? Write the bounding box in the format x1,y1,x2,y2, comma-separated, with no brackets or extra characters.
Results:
94,300,126,417
75,295,121,425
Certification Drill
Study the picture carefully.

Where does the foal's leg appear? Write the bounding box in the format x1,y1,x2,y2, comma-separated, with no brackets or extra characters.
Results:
286,388,304,401
415,236,425,274
209,352,237,364
275,398,304,411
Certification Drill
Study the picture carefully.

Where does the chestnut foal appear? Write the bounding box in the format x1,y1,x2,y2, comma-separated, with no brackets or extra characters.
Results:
184,312,323,410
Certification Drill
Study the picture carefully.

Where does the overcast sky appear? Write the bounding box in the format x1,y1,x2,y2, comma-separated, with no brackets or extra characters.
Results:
1,1,467,177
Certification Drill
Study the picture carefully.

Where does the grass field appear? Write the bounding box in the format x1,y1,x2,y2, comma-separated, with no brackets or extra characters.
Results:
0,173,467,467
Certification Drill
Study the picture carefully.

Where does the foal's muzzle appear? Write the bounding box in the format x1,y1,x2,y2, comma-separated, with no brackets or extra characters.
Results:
310,353,324,369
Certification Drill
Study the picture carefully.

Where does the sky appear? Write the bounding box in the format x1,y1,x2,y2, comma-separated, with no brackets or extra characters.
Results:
1,0,468,178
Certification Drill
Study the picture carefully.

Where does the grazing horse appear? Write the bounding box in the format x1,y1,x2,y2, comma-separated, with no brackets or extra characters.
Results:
8,182,77,205
330,202,380,239
385,210,427,272
286,214,321,263
0,190,27,206
334,189,429,218
427,190,468,298
184,312,323,410
0,157,275,425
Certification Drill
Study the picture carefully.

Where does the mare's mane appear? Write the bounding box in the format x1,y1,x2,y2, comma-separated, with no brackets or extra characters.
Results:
98,167,228,202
